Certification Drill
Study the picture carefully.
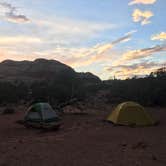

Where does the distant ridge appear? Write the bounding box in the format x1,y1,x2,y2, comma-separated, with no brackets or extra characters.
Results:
0,58,101,83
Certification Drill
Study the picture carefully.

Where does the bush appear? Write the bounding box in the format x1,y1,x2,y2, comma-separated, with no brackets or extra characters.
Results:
3,108,15,114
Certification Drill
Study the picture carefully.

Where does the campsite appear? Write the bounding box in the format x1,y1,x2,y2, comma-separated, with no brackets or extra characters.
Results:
0,103,166,166
0,59,165,166
0,0,166,165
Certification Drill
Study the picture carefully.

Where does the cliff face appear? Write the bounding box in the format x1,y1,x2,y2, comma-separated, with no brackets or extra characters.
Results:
0,59,101,84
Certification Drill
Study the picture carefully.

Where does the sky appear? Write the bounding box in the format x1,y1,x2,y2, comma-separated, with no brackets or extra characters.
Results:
0,0,166,79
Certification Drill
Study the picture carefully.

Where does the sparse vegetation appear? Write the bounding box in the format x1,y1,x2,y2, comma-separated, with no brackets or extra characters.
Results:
102,67,166,106
0,60,165,108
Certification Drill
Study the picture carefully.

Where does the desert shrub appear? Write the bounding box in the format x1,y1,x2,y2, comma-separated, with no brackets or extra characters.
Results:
3,108,15,114
104,67,166,106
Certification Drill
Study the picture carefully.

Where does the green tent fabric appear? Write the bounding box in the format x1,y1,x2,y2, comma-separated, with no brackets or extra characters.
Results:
24,103,61,128
107,101,155,126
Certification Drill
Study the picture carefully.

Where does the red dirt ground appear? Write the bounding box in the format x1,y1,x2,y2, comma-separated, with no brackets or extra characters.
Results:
0,105,166,166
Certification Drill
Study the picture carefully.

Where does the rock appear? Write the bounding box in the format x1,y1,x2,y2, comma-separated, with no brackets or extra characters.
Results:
152,154,157,160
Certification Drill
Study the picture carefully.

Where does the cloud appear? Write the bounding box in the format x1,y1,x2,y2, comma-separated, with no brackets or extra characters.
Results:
94,31,135,55
33,18,116,45
93,44,113,55
106,60,165,79
151,32,166,41
6,12,29,23
109,61,161,70
122,45,166,61
0,36,42,45
111,44,166,71
111,33,132,44
0,2,30,23
0,31,135,78
26,31,134,68
132,9,153,25
61,32,135,67
125,30,138,35
0,48,7,60
129,0,156,5
0,17,119,65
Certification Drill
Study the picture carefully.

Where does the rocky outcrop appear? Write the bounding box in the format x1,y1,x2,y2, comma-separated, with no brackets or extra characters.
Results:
0,59,101,84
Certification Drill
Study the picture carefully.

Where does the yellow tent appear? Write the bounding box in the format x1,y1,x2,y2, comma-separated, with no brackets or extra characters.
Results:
107,101,155,126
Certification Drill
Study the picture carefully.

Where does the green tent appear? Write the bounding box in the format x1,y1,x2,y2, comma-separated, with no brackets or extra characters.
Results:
107,101,156,126
24,103,61,129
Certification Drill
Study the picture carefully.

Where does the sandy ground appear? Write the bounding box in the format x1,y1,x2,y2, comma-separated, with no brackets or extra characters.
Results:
0,104,166,166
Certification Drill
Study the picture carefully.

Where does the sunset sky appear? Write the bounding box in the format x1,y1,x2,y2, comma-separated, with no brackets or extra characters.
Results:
0,0,166,79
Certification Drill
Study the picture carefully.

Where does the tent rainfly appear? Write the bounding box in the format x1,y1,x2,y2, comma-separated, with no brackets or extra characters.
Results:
107,101,156,126
24,102,61,129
